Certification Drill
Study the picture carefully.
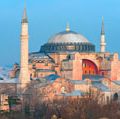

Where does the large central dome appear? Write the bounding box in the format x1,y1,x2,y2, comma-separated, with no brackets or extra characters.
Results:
48,31,89,43
40,28,95,53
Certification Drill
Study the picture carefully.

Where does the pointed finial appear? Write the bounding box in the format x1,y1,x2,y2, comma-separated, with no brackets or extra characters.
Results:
24,0,26,7
22,0,28,23
101,16,105,35
66,23,70,32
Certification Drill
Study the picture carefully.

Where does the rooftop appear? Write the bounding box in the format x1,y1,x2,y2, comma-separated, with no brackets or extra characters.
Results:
48,31,90,44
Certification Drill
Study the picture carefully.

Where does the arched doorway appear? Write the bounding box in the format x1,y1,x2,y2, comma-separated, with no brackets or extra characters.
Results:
82,59,98,75
113,93,118,101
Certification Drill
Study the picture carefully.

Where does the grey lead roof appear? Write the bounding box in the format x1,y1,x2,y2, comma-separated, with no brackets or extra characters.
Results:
48,31,90,44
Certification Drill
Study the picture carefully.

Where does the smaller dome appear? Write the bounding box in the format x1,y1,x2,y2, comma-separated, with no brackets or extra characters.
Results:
48,31,89,44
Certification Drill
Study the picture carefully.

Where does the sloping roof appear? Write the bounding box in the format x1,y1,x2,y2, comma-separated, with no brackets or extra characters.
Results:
92,82,110,92
69,80,87,85
112,81,120,85
83,75,104,81
0,78,18,84
29,53,49,59
36,69,55,72
63,90,83,97
0,67,18,84
45,74,60,81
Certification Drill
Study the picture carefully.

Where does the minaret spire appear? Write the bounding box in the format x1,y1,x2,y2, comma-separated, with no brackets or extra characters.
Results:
100,16,106,53
66,23,70,32
101,16,105,35
22,4,28,23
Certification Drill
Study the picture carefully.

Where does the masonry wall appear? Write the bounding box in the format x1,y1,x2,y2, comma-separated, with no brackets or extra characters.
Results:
111,53,120,80
72,53,83,80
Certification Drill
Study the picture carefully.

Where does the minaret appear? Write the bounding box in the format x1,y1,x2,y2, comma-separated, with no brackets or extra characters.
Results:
19,6,30,88
100,17,106,53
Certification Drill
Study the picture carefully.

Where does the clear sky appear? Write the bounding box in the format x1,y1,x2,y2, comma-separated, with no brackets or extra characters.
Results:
0,0,120,66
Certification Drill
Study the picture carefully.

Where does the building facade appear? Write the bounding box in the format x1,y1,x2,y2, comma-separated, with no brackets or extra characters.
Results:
9,7,120,102
28,23,120,82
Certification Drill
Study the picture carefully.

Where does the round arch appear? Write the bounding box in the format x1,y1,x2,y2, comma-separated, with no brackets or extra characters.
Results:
113,93,119,101
82,59,99,75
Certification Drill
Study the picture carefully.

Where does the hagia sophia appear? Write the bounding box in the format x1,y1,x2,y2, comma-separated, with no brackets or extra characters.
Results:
3,6,120,104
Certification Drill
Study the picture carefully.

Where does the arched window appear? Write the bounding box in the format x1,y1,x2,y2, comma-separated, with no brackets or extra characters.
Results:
83,63,85,68
61,87,66,94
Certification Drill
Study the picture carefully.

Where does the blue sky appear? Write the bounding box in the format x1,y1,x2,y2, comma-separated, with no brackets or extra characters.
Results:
0,0,120,66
